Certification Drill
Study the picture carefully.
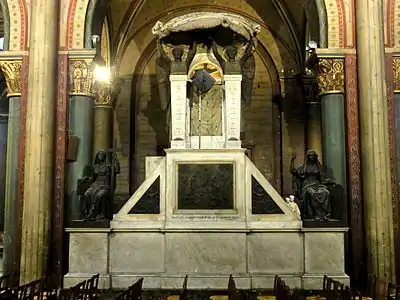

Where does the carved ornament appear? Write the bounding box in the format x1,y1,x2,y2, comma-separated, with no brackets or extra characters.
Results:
92,81,115,108
69,59,94,96
316,58,345,95
0,61,22,97
393,57,400,92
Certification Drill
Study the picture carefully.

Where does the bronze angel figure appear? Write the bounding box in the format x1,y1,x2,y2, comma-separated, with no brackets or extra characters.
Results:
211,38,256,106
155,40,197,112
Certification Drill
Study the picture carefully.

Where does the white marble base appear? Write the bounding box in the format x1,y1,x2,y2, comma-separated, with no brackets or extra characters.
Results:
65,149,348,290
64,228,349,290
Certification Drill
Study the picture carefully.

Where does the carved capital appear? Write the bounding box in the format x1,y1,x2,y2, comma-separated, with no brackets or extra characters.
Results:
69,59,94,96
393,57,400,92
315,58,345,95
92,81,115,108
0,61,22,96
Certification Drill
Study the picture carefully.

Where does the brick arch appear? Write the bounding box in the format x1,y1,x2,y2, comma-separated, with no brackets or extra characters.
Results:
5,0,28,50
324,0,346,48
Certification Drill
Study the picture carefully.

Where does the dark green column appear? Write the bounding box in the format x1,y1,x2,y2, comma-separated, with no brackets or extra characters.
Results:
0,60,23,275
316,57,347,222
66,95,94,223
66,55,96,224
320,93,347,187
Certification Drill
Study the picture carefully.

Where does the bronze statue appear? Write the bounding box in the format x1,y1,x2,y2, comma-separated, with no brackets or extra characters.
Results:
290,150,331,221
211,38,255,106
155,40,197,134
77,151,120,221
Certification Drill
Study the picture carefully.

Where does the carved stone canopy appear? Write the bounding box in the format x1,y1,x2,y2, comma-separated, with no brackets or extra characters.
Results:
152,12,261,41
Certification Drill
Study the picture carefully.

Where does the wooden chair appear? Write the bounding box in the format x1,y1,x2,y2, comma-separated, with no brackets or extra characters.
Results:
85,274,100,300
228,275,243,300
116,278,144,300
179,275,188,300
69,280,87,300
387,282,400,300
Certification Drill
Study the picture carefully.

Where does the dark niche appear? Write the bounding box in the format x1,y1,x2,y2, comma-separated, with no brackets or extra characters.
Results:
178,164,234,210
129,176,160,214
252,176,284,214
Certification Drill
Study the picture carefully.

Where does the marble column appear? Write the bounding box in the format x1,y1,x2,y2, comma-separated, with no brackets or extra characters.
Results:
316,57,347,189
356,0,395,280
92,81,117,156
20,0,58,284
0,60,22,275
303,75,322,159
66,54,95,223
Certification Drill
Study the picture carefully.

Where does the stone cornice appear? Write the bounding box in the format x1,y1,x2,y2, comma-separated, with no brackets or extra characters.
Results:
315,57,345,96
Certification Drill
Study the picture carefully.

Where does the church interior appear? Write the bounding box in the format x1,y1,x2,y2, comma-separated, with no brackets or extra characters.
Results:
0,0,396,298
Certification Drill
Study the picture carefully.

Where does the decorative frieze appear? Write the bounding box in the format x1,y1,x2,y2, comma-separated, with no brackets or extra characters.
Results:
316,58,345,95
0,61,22,97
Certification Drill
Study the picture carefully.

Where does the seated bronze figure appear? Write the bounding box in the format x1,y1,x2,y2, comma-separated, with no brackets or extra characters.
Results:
77,150,120,221
290,150,332,221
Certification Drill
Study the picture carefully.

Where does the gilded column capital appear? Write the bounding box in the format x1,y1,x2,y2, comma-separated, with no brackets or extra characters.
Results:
92,81,115,108
0,61,22,97
315,58,345,96
69,59,94,96
393,57,400,92
68,50,96,96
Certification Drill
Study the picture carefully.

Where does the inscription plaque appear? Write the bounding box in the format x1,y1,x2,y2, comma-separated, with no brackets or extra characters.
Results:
178,164,234,210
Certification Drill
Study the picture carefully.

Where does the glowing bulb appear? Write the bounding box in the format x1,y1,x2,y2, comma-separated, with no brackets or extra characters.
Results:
94,66,111,82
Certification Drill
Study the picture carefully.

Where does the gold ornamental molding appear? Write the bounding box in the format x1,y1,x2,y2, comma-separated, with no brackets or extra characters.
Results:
0,60,22,97
393,57,400,93
315,58,345,96
68,50,96,96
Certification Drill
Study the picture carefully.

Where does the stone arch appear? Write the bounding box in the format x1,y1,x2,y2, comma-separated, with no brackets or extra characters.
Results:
69,0,344,51
4,0,27,50
116,6,298,79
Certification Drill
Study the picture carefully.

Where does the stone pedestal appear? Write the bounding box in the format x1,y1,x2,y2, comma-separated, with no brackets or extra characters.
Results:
169,75,187,149
224,75,242,148
65,149,349,290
